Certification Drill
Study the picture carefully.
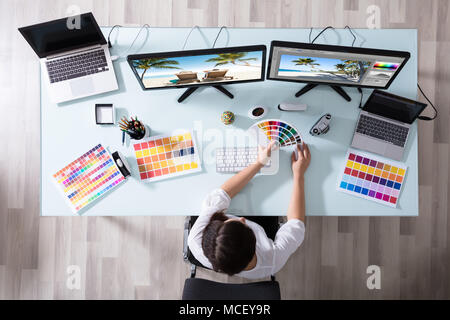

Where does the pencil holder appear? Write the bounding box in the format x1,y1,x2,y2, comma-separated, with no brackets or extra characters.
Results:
119,117,149,141
129,124,150,140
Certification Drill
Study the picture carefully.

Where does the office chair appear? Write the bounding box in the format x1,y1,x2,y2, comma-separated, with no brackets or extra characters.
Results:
182,215,282,300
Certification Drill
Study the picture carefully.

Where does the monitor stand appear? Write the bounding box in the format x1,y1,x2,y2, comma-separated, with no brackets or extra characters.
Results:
294,83,352,102
177,85,234,103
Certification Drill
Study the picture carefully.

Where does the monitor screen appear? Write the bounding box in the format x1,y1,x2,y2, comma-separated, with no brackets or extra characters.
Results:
267,41,410,89
18,12,106,58
363,90,427,124
128,45,266,90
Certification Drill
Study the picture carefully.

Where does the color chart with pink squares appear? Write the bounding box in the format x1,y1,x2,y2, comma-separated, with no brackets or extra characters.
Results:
337,148,407,208
52,144,126,214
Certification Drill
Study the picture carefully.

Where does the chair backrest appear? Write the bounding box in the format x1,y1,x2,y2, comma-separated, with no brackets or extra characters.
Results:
184,216,280,269
205,69,228,78
182,278,281,300
176,71,197,80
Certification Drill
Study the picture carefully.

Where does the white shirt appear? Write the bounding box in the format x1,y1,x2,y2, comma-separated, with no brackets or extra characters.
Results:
187,189,305,279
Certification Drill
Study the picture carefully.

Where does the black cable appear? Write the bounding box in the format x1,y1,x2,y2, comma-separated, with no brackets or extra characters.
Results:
107,25,122,48
344,25,356,47
417,83,438,120
358,88,363,108
310,25,357,46
212,26,227,48
107,24,150,58
310,26,334,44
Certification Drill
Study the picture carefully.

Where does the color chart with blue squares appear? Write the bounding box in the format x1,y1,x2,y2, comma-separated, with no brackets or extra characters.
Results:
337,148,407,208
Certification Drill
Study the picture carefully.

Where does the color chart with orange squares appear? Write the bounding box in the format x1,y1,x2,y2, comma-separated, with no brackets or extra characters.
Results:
133,131,201,182
337,148,407,208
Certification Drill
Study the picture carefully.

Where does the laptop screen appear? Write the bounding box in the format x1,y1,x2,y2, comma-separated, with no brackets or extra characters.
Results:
18,12,106,58
363,90,427,124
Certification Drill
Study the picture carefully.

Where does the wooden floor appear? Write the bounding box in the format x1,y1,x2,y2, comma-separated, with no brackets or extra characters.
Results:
0,0,449,299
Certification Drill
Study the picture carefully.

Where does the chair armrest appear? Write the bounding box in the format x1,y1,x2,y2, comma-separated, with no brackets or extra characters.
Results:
183,216,191,261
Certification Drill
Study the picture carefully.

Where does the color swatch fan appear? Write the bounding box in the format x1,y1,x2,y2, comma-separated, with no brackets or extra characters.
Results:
337,148,407,208
134,130,201,182
248,119,302,147
52,144,126,214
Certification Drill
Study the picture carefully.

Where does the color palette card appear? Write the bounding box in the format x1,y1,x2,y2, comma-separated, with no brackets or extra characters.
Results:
249,119,302,147
337,148,407,208
52,144,126,214
133,131,201,182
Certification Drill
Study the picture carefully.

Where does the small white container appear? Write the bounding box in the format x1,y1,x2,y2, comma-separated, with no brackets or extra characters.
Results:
248,106,267,120
95,104,115,125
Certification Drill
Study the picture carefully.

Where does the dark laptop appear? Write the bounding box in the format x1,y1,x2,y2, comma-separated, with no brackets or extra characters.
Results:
351,90,427,160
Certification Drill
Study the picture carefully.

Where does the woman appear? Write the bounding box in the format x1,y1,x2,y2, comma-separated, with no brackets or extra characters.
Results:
188,142,310,279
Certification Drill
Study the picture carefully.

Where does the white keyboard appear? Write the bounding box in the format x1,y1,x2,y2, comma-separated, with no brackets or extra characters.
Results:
216,147,271,173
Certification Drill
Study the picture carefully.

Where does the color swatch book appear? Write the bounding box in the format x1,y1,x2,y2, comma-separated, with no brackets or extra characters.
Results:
337,148,407,208
52,144,126,214
248,119,302,147
133,130,201,182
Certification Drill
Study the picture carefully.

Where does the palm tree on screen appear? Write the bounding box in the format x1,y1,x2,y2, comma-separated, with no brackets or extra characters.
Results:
341,60,370,78
335,63,347,73
205,52,258,67
133,58,181,81
291,57,320,70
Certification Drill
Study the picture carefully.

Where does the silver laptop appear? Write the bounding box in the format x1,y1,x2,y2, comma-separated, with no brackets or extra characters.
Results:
19,12,118,103
351,90,426,161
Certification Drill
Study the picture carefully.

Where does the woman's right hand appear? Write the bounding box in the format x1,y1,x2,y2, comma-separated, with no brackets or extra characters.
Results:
291,143,311,180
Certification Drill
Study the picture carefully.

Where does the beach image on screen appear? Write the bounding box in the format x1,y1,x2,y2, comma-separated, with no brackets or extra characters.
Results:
131,51,263,89
277,55,371,84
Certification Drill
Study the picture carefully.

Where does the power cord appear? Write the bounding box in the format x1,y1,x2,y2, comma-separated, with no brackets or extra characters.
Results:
183,25,228,49
309,25,356,46
344,25,356,47
309,26,334,44
417,83,438,120
358,88,363,108
182,25,200,50
107,24,150,60
107,25,122,48
212,26,228,48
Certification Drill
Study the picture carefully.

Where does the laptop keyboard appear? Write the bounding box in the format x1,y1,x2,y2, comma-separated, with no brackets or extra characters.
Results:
46,49,109,83
356,114,409,147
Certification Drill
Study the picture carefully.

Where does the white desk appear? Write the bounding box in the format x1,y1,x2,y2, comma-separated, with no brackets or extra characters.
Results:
40,27,418,216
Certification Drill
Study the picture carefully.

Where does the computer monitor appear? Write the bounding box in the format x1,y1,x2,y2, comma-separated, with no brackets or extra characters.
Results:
128,45,266,102
267,41,410,101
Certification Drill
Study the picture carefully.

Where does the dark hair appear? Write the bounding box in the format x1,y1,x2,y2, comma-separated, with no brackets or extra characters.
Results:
202,212,256,275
